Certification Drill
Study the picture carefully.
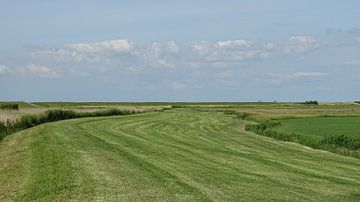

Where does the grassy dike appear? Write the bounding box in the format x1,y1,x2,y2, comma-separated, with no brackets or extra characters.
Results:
1,108,360,201
0,107,168,141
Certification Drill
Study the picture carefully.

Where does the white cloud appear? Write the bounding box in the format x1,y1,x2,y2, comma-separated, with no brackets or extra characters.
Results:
29,37,323,74
290,71,327,78
215,40,254,49
355,36,360,43
263,71,328,85
32,39,134,63
345,60,360,65
285,35,318,53
207,50,258,62
191,41,211,56
158,59,174,68
25,64,59,78
170,81,186,91
68,39,133,53
0,64,59,78
0,64,10,75
263,42,275,50
191,39,259,63
166,41,179,53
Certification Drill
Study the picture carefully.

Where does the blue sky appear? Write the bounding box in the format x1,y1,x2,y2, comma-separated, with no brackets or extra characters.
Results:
1,1,360,101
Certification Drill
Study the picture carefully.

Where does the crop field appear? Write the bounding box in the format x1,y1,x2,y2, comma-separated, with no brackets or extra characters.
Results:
1,105,360,201
274,116,360,140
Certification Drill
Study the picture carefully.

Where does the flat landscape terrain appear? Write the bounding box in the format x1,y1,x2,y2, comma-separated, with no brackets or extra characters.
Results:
1,104,360,201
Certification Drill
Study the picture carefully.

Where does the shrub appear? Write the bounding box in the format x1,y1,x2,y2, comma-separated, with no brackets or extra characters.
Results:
321,135,360,150
42,109,79,122
0,103,19,110
302,100,318,105
16,114,40,129
90,108,134,117
171,105,184,108
245,120,281,134
224,110,250,120
0,121,7,139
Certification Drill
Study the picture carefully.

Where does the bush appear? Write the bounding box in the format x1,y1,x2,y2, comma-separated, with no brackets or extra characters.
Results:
171,105,184,108
16,114,40,129
0,121,7,139
90,108,134,117
245,120,281,134
302,100,318,105
321,135,360,150
224,110,250,120
42,109,79,122
0,103,19,110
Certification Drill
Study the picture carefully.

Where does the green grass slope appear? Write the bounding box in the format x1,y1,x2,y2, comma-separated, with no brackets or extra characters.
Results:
275,116,360,140
1,109,360,201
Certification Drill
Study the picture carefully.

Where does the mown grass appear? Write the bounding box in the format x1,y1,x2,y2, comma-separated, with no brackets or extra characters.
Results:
1,109,360,201
0,107,169,141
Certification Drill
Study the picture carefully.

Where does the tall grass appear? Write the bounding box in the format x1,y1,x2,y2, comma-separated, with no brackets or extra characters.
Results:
245,121,360,158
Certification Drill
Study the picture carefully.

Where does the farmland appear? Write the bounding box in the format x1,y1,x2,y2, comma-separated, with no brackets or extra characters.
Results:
1,102,360,201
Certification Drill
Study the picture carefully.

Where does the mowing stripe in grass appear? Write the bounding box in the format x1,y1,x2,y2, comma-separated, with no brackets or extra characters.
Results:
1,109,360,201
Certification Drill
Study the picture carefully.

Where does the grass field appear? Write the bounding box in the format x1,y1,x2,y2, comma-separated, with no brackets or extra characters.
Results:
1,108,360,201
274,116,360,140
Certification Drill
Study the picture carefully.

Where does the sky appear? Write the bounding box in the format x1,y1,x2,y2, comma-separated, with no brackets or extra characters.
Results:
0,0,360,102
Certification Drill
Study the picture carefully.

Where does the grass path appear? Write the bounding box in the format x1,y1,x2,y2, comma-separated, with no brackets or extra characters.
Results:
1,109,360,201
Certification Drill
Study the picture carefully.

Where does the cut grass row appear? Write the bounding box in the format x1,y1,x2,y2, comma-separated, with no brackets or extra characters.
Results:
1,109,360,200
0,107,168,141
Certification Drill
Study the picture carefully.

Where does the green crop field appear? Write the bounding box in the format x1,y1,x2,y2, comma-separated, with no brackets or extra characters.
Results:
1,108,360,201
274,116,360,140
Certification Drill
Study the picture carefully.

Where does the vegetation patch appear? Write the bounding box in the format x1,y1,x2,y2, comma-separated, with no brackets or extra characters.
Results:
223,110,250,119
245,116,360,158
0,108,144,141
302,100,319,105
0,103,19,110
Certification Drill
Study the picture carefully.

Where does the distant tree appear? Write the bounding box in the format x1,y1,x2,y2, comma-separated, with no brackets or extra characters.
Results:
302,100,318,105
